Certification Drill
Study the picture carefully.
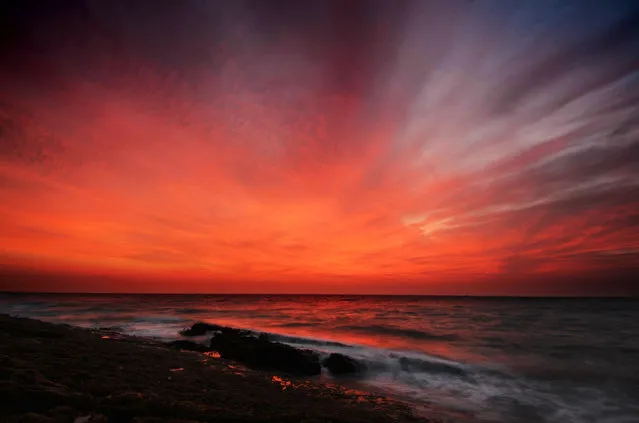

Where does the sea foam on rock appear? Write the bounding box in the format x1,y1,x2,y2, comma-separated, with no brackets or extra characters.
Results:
179,322,224,337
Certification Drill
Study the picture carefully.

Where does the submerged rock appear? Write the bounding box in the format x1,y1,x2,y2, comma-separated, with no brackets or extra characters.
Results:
209,330,321,376
179,322,224,337
166,340,210,353
322,353,366,376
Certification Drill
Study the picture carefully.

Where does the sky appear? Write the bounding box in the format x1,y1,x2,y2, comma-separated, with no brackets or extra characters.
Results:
1,0,638,295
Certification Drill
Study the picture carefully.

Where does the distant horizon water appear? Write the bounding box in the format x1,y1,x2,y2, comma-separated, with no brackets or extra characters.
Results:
2,291,638,298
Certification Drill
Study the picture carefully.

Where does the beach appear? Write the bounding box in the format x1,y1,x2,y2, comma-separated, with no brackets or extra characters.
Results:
0,314,434,423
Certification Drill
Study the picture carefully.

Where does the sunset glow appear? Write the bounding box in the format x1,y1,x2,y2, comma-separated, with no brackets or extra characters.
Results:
1,1,638,294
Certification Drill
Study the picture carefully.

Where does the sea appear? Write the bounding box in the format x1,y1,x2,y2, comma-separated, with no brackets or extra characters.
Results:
1,294,637,423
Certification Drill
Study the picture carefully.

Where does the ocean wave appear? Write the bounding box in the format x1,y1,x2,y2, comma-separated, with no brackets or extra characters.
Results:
132,315,188,324
390,354,470,378
267,333,355,349
0,301,57,314
337,324,459,341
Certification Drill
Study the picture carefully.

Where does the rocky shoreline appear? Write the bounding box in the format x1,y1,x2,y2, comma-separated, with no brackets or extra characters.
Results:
0,314,439,423
172,322,367,377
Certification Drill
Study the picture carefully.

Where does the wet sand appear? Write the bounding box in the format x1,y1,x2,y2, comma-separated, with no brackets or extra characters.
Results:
0,314,439,423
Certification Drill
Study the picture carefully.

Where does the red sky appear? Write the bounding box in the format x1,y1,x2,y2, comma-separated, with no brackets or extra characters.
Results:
1,1,638,295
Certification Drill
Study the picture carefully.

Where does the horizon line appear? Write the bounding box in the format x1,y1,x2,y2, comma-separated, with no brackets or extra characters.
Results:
1,291,637,299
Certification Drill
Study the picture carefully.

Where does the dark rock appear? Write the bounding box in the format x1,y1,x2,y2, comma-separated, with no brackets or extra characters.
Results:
179,322,224,337
166,340,210,353
209,330,321,376
178,323,321,376
322,353,366,376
